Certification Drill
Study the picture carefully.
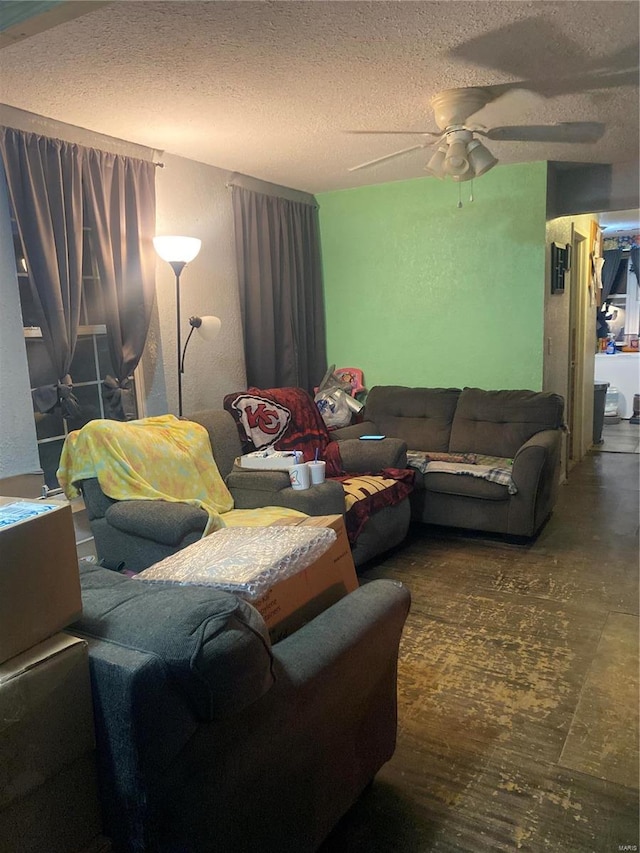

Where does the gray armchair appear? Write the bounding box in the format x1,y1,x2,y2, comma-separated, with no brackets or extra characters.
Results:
71,561,411,852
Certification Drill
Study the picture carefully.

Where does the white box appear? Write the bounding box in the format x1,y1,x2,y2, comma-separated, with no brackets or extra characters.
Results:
0,497,82,663
237,450,300,470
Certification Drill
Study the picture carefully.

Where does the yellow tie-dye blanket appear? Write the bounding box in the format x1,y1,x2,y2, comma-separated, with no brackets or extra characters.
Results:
57,415,234,536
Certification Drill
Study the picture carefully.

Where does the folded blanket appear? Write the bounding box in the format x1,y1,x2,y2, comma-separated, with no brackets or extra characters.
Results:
406,450,478,473
57,415,234,535
334,468,415,543
424,460,517,495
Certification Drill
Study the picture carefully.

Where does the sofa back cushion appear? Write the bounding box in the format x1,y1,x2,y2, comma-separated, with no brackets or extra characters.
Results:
449,388,565,457
188,409,244,479
72,564,274,721
365,386,461,451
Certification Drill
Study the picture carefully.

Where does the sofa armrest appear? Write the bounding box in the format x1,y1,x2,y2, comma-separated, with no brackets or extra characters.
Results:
274,579,411,679
508,429,562,535
79,637,199,852
330,420,379,440
106,500,208,545
338,437,408,472
227,468,291,491
227,469,346,515
274,481,347,515
511,429,560,491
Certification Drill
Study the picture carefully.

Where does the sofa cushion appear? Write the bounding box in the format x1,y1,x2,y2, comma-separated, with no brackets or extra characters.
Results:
365,386,461,452
449,388,565,458
423,470,510,501
72,564,274,721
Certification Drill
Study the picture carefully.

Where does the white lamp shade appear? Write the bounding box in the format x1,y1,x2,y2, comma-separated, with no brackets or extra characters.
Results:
425,146,447,178
467,140,499,177
197,315,222,341
153,236,202,264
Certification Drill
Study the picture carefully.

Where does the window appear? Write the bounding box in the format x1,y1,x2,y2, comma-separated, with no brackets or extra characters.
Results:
13,220,139,489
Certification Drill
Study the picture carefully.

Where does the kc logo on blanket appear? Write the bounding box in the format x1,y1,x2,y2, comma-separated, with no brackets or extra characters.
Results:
231,394,291,449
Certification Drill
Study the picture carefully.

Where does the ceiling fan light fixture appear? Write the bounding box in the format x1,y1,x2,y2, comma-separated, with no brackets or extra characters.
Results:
425,145,447,178
466,139,498,177
444,139,470,176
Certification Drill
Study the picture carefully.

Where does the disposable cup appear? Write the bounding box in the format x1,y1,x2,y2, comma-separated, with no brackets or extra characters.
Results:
289,463,311,490
308,460,326,485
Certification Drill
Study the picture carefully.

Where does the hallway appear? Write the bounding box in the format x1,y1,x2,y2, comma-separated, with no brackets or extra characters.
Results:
596,420,640,455
322,450,639,852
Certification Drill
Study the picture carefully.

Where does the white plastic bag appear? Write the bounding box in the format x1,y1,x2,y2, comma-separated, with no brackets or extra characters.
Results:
315,388,354,428
314,365,364,428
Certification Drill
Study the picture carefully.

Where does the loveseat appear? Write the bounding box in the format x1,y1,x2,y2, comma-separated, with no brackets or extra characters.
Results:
70,562,411,852
334,386,565,538
75,409,410,570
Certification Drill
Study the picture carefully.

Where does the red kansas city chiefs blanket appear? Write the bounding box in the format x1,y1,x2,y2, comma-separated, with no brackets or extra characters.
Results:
223,386,344,476
223,386,415,545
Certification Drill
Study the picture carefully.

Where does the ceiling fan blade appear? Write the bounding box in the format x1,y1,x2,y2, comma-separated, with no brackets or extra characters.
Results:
450,19,639,100
479,122,606,144
347,129,442,137
348,143,430,172
449,19,588,81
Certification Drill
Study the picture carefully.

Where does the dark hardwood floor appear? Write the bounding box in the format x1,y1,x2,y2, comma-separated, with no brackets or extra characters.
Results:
321,450,640,853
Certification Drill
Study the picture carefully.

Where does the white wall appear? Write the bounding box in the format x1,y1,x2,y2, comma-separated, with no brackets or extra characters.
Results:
0,160,40,479
148,153,246,416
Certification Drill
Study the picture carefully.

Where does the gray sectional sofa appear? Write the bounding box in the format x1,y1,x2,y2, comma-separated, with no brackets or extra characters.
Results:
334,386,565,538
79,409,411,571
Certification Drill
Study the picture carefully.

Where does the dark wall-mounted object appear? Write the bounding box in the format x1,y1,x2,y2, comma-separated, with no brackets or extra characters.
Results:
551,242,570,294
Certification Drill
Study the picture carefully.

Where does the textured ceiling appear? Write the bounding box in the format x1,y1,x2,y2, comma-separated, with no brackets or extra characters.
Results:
0,1,638,194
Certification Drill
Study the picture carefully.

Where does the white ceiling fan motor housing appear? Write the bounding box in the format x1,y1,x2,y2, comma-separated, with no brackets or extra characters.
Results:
430,87,492,130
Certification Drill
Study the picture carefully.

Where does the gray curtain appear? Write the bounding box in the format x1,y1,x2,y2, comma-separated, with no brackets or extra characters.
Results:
231,183,327,392
0,126,83,417
601,248,624,303
82,149,156,420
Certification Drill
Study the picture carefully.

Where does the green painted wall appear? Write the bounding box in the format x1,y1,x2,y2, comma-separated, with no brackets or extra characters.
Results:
317,161,548,390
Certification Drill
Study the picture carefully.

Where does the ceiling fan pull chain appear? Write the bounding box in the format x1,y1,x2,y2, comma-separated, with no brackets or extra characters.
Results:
469,179,474,203
457,183,463,209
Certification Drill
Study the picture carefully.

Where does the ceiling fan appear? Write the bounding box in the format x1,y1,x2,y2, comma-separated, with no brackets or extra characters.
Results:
348,86,605,182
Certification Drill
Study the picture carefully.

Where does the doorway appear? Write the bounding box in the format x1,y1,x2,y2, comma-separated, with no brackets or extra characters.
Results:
566,229,587,472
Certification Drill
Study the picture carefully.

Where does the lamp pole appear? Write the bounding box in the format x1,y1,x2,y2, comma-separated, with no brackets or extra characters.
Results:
168,260,187,417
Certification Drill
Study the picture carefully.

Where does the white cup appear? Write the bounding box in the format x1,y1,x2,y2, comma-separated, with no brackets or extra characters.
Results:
289,463,311,490
308,460,326,485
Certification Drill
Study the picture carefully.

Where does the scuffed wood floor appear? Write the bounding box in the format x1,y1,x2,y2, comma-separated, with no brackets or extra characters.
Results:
321,451,639,852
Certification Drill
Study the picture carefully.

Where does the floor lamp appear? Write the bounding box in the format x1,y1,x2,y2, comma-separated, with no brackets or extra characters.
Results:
153,235,202,417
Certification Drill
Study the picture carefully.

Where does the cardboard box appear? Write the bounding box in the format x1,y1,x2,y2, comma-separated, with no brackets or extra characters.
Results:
0,634,101,853
257,514,359,643
0,497,82,663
